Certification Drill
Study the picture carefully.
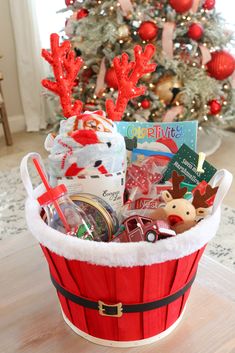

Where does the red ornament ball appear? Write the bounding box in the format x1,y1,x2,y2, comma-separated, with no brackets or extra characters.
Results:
138,21,158,41
65,0,75,6
82,68,93,82
105,67,118,89
188,23,204,41
209,100,222,115
203,0,215,10
141,99,151,109
169,0,193,13
76,8,89,20
207,51,235,80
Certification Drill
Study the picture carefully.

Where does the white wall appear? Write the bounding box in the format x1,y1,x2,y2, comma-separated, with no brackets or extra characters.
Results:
0,0,25,133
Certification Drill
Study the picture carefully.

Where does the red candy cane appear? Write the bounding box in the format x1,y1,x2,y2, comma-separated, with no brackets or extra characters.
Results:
57,139,73,170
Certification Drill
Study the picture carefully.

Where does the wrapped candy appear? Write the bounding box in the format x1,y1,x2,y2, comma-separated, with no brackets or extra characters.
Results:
122,156,167,220
126,156,164,195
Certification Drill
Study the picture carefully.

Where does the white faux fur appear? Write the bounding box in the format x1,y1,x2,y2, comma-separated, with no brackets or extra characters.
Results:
25,194,221,267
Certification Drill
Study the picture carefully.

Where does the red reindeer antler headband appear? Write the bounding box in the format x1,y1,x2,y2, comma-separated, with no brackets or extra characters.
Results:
41,34,83,118
41,33,157,121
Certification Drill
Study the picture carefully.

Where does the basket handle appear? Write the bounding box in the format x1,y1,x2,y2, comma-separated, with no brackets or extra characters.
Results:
209,169,233,214
20,152,47,199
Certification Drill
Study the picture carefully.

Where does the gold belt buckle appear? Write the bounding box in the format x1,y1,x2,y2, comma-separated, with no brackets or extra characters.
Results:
98,300,123,317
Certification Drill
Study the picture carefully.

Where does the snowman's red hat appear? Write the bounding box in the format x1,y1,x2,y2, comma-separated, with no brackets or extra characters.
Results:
156,137,178,154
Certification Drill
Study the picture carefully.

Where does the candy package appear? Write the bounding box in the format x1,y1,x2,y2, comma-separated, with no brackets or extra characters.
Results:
123,155,171,220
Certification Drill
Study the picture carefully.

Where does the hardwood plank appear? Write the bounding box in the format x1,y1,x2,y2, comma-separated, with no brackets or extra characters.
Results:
0,231,36,260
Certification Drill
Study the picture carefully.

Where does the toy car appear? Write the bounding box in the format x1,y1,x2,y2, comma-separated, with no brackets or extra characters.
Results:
112,215,176,243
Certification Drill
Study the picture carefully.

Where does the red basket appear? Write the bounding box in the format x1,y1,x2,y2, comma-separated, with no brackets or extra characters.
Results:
40,243,205,346
21,154,232,347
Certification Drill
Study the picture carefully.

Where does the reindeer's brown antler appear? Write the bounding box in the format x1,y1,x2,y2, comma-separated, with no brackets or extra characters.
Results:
105,44,157,121
168,170,188,199
192,185,218,209
41,33,83,118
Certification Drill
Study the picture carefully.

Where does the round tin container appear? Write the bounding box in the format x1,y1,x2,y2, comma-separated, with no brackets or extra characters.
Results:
71,194,119,242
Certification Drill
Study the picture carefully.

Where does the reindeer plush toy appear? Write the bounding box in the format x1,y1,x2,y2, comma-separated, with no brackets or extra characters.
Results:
152,171,218,234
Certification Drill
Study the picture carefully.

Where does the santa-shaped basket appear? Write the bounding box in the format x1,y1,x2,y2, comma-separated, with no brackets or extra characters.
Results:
21,153,232,347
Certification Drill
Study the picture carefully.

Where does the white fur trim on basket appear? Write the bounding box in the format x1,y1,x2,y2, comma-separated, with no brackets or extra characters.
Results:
25,193,221,267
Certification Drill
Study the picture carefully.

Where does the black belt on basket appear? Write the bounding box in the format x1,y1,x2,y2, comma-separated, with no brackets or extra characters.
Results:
50,272,196,318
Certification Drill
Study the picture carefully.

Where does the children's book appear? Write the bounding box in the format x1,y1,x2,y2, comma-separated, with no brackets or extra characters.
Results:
116,121,198,163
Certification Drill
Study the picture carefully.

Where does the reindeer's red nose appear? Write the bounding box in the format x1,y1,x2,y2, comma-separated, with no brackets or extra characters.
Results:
168,215,183,226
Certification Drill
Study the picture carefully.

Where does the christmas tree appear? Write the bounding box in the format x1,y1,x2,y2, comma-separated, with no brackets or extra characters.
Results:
50,0,235,130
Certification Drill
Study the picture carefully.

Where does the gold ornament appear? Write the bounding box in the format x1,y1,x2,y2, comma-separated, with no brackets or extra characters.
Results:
154,73,183,105
141,72,152,82
117,25,130,40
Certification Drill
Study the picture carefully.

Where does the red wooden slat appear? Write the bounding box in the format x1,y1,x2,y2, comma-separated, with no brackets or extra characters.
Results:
40,245,73,323
179,245,206,314
57,255,89,334
141,259,178,338
165,251,199,329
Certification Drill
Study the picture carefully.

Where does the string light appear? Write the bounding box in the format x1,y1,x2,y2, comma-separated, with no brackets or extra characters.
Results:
191,108,195,112
223,100,228,106
192,62,197,67
201,65,205,69
93,94,97,99
204,116,208,121
119,40,124,44
223,84,229,90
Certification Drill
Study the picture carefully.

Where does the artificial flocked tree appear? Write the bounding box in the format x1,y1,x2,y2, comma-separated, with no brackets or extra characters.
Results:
49,0,235,130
